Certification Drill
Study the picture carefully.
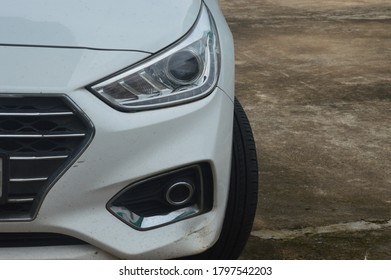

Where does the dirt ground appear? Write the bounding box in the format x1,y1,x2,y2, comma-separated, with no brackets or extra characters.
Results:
219,0,391,259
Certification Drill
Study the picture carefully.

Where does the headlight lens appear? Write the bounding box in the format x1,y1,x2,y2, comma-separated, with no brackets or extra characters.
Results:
88,4,220,111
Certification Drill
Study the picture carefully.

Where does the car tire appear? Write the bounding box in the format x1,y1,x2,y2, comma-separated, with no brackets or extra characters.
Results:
192,98,259,259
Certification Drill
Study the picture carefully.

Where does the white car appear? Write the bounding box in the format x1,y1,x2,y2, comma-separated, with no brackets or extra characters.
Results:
0,0,258,259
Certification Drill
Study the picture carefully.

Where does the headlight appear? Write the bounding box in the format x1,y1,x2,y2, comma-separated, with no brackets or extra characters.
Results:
88,4,220,111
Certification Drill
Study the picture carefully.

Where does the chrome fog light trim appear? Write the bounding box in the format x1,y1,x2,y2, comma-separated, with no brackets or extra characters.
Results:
165,181,195,206
110,205,200,231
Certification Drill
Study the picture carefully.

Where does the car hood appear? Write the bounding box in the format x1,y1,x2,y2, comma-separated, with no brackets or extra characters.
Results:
0,0,201,53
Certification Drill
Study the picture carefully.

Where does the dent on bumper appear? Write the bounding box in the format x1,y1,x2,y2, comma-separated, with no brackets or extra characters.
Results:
0,89,234,259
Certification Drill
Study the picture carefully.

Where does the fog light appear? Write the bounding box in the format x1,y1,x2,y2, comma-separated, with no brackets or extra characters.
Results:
107,163,213,230
166,181,195,206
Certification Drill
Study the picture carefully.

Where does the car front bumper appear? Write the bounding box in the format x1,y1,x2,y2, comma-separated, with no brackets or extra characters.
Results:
0,87,234,259
0,0,235,259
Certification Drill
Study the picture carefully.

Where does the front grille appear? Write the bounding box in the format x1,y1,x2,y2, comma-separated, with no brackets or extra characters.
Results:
0,95,94,220
0,233,87,247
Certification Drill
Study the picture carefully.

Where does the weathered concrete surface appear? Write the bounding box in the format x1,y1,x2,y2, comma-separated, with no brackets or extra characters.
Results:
219,0,391,259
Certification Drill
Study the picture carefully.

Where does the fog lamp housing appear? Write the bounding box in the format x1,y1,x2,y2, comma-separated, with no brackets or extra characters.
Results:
107,163,213,230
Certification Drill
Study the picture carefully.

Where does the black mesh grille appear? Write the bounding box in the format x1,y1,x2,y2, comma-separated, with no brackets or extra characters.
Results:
0,96,94,220
0,233,87,247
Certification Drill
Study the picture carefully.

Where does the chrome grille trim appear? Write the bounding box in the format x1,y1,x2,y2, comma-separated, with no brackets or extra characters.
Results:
10,155,69,160
10,178,48,182
8,198,35,203
0,112,74,117
0,133,86,138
